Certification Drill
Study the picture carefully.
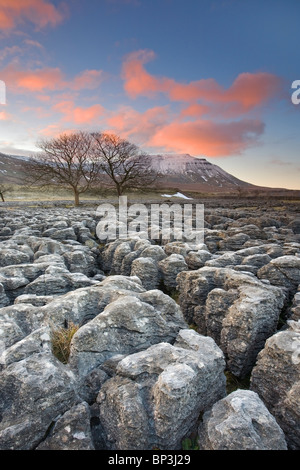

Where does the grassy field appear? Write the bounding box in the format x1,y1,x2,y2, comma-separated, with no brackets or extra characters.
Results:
1,183,300,208
0,184,188,204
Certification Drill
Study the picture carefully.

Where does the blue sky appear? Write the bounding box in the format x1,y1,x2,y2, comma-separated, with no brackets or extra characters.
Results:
0,0,299,189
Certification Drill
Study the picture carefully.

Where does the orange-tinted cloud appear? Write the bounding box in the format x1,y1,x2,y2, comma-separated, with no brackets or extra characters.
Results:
149,119,265,157
3,65,64,92
122,49,169,99
0,0,66,31
180,103,210,118
106,104,170,143
40,124,75,138
2,64,103,93
122,49,283,116
53,100,105,124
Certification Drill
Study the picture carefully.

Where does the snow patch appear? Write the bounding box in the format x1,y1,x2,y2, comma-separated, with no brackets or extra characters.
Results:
161,192,192,200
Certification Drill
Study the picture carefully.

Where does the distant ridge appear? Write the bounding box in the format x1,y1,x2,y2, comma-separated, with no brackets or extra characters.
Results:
148,153,255,192
0,152,34,185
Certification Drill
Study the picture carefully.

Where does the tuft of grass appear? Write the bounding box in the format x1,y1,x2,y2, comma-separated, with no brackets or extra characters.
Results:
51,322,79,364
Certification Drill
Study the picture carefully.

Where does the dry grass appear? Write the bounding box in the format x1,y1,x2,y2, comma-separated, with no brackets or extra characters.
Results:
51,322,79,364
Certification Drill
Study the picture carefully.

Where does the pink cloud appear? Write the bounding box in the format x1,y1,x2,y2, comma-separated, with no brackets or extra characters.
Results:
40,124,75,138
122,49,169,99
3,65,64,92
149,118,265,157
53,100,105,124
180,103,210,118
1,64,103,93
122,49,283,116
106,104,170,144
0,0,66,31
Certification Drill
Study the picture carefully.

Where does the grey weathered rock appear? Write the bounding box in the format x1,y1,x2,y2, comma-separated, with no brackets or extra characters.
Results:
241,253,272,269
177,267,286,377
41,275,145,329
120,248,144,276
257,255,300,292
69,287,187,377
290,285,300,321
158,253,188,289
218,232,250,251
62,249,98,277
43,226,77,241
0,282,9,307
97,329,226,450
36,402,95,450
198,390,287,450
250,320,300,449
164,241,194,257
0,203,299,451
99,239,123,273
14,294,54,306
205,251,243,268
140,244,166,263
0,351,79,450
77,368,109,404
0,326,51,369
0,318,25,355
287,218,300,235
0,248,31,267
184,249,212,269
109,241,134,275
130,256,160,290
204,288,238,345
24,271,95,296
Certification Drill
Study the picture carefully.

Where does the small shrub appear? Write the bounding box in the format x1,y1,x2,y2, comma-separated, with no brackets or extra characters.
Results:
51,322,79,364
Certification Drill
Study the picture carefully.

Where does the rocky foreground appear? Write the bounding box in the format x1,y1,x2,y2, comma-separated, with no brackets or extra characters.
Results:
0,199,299,450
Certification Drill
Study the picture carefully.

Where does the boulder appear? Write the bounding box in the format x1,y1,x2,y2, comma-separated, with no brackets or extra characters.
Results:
62,249,98,277
257,255,300,292
184,249,212,269
130,257,160,290
0,351,79,450
177,267,286,377
69,287,187,377
36,402,95,450
250,320,300,449
198,390,287,450
24,271,95,297
0,326,51,369
0,248,31,267
97,329,226,450
158,253,188,289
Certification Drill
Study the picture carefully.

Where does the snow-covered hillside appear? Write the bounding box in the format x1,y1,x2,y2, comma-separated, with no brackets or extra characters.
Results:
149,153,253,189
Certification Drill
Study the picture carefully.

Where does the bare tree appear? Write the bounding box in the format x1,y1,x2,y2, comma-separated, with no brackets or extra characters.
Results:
25,131,99,206
91,132,158,196
0,184,11,202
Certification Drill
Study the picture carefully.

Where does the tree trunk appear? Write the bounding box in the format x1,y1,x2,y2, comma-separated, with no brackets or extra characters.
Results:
0,192,4,202
73,188,80,206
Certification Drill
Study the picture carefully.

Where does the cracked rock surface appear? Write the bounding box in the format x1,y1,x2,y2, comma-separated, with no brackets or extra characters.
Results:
0,200,299,450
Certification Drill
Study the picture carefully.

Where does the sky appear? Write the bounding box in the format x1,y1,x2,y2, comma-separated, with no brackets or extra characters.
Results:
0,0,299,189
